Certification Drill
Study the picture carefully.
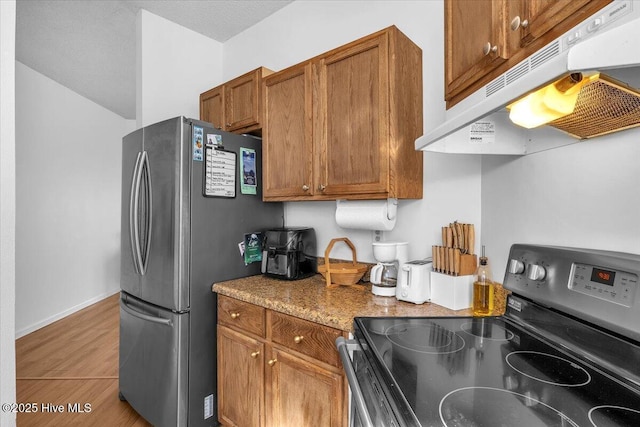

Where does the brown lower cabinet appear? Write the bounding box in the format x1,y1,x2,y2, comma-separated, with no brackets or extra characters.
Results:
217,295,349,427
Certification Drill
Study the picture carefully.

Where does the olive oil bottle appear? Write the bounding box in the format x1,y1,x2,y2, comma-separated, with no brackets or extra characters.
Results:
473,246,494,316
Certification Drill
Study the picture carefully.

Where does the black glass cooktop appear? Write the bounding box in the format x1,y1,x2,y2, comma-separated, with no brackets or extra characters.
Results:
354,315,640,427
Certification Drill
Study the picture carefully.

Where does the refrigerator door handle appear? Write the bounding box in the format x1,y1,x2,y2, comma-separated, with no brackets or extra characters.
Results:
129,151,143,275
120,298,173,326
139,150,152,275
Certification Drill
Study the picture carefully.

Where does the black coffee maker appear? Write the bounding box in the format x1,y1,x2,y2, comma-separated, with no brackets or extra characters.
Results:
261,227,317,280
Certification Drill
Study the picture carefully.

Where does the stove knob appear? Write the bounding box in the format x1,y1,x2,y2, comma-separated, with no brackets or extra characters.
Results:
508,259,525,275
527,264,547,281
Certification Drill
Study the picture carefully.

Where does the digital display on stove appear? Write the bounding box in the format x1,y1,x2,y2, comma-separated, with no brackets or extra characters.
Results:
591,267,616,286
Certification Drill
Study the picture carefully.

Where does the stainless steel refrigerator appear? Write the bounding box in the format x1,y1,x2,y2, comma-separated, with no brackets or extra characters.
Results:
119,116,283,426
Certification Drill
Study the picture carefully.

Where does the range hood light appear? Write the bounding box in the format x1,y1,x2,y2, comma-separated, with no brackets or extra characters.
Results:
507,73,591,129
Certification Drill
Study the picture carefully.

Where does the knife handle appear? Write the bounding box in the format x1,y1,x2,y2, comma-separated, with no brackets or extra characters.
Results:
449,248,455,275
445,247,450,274
455,223,463,250
462,224,469,253
468,224,475,255
451,223,458,249
432,246,438,272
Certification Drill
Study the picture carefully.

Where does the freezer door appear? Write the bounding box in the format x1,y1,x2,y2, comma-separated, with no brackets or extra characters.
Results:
139,117,191,311
119,293,188,427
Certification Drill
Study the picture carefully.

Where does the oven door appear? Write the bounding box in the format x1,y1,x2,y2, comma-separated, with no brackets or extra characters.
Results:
336,338,401,427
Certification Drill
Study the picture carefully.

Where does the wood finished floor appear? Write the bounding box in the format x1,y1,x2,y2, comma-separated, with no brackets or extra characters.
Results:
15,294,151,426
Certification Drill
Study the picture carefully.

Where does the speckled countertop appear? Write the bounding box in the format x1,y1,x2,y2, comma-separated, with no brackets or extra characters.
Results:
213,274,508,332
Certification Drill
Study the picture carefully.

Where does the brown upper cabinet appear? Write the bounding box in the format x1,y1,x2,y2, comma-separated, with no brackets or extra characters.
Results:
200,66,274,135
445,0,612,108
263,26,423,202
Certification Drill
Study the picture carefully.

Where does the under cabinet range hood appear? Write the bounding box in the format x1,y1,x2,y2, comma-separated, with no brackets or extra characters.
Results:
417,0,640,155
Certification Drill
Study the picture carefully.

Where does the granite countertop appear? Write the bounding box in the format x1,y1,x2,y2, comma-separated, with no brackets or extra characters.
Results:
213,274,508,332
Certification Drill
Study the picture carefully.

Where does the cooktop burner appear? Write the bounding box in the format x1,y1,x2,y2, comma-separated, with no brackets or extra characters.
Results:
460,318,514,341
439,387,580,427
385,320,465,354
589,406,640,427
505,351,592,387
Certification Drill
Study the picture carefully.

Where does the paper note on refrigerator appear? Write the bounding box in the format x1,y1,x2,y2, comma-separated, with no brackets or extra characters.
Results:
240,147,257,195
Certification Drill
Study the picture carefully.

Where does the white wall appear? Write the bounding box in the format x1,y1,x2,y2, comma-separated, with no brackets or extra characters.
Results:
1,1,17,424
136,10,223,128
482,128,640,277
14,62,132,337
223,0,482,263
12,8,223,338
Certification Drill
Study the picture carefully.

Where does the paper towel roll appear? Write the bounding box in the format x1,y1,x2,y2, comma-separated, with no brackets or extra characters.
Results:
335,199,397,231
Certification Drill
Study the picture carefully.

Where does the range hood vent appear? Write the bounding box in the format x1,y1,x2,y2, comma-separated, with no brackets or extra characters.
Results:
417,0,640,155
549,74,640,139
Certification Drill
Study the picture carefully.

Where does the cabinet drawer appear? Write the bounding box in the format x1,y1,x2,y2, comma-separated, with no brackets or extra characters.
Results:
218,295,266,337
270,311,343,367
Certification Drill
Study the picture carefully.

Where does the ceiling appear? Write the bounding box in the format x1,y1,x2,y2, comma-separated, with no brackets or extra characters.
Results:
16,0,294,119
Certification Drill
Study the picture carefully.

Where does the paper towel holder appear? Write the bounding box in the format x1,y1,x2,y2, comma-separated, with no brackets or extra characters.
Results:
335,198,398,221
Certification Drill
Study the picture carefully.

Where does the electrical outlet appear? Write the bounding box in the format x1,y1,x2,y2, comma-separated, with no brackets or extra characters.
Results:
372,230,383,242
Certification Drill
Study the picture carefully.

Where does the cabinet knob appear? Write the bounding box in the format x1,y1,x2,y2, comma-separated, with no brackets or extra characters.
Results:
510,16,529,31
226,123,231,127
268,359,278,367
250,350,260,358
483,42,498,56
302,184,310,191
293,335,304,344
230,312,241,319
318,184,326,192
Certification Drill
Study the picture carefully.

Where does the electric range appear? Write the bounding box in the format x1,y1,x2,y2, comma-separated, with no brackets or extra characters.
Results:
338,244,640,427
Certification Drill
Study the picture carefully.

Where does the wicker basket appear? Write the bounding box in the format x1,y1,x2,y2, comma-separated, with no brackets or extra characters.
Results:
318,237,368,289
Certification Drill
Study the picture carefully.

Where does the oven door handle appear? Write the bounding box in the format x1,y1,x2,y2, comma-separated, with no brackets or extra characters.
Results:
336,337,374,427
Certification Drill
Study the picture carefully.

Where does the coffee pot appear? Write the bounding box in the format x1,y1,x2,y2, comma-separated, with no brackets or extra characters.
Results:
370,242,408,297
370,262,398,288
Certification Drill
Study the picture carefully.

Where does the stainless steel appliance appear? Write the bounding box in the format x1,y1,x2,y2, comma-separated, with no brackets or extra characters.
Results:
338,244,640,426
119,116,283,427
261,227,317,280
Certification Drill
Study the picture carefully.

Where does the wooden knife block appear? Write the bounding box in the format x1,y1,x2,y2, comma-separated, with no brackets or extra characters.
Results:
459,253,477,276
432,245,477,276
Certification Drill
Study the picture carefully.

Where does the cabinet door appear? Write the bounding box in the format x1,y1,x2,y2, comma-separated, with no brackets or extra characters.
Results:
519,0,611,46
445,0,518,101
225,69,261,132
315,33,389,197
200,86,224,130
217,325,264,427
263,64,314,199
267,347,345,427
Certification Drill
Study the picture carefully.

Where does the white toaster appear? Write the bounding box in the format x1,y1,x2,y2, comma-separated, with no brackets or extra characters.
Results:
396,259,432,304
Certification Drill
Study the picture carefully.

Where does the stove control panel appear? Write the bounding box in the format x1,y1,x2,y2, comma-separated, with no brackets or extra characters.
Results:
504,244,640,343
569,262,638,307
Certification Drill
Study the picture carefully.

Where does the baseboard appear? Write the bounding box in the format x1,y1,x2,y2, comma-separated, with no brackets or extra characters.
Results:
15,288,121,339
